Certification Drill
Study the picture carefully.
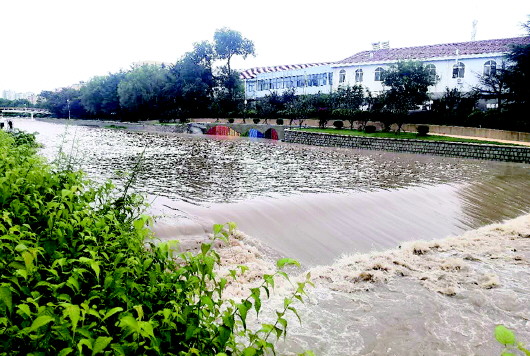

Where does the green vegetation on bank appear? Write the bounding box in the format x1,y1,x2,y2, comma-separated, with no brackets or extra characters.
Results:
0,130,312,355
294,127,524,146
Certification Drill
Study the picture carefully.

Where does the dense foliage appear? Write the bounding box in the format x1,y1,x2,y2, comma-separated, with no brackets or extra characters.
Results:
37,28,253,122
0,130,312,355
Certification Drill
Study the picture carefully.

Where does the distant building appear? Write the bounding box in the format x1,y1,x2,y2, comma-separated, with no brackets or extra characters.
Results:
240,36,530,99
1,90,37,104
240,63,334,99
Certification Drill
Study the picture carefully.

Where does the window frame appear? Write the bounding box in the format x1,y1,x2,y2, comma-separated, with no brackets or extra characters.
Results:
484,60,497,76
355,69,363,83
452,62,465,78
374,67,384,81
339,69,346,84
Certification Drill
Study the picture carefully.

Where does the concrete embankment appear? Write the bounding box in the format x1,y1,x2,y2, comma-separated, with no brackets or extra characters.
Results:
284,129,530,163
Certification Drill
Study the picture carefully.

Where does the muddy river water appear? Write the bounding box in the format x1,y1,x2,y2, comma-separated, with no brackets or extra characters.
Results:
15,118,530,355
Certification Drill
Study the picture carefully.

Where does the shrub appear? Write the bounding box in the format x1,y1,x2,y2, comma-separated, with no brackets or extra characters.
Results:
364,125,377,133
0,130,311,355
228,118,235,123
276,118,284,125
416,125,430,136
333,120,344,129
253,118,260,124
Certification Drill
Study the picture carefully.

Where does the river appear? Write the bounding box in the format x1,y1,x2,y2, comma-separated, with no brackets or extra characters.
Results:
13,118,530,355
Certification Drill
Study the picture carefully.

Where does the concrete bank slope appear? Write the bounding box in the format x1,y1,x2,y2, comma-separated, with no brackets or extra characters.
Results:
34,118,287,139
284,129,530,163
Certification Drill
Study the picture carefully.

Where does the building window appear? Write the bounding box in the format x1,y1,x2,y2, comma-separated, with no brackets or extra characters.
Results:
355,69,363,83
328,72,333,85
452,62,465,78
425,64,436,81
339,69,346,83
322,73,327,86
484,60,497,76
374,67,384,81
248,81,255,92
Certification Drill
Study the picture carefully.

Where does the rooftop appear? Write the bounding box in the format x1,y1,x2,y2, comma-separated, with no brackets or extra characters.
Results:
240,62,333,79
335,36,530,65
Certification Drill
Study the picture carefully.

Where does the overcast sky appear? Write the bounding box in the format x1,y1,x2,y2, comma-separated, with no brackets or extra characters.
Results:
1,0,528,94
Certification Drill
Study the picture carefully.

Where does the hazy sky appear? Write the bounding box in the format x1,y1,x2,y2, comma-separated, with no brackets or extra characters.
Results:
1,0,528,94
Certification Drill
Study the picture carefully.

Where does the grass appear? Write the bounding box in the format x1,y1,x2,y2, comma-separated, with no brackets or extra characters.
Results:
104,124,127,129
294,127,523,146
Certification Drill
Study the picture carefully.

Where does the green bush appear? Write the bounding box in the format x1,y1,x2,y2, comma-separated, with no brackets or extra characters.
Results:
253,118,260,124
228,118,235,123
332,120,344,129
0,130,312,355
364,125,377,133
276,118,284,125
416,125,430,136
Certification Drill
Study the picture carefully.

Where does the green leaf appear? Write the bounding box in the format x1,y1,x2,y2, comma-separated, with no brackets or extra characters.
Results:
201,243,211,255
0,287,13,314
58,348,74,356
242,347,257,356
65,304,80,333
495,325,516,345
102,307,123,322
29,315,55,331
237,300,252,329
17,304,31,318
276,258,300,269
92,336,112,355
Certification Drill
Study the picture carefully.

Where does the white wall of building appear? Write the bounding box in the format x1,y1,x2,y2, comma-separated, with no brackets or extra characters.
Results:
332,54,506,97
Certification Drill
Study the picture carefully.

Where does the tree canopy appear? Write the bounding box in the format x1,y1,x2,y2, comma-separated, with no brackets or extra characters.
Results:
382,60,438,114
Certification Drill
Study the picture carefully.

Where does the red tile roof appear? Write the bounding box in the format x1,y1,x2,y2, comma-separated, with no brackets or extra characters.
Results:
336,36,530,65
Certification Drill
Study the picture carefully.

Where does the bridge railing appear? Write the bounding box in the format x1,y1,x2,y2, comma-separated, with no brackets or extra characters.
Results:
0,107,50,113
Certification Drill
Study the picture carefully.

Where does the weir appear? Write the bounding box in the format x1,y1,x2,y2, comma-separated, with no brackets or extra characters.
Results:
11,117,530,355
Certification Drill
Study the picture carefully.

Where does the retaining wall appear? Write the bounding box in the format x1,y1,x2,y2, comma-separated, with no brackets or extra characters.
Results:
284,130,530,163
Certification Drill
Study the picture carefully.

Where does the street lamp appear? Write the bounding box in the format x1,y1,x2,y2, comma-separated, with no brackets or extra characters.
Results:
243,99,247,124
66,99,71,120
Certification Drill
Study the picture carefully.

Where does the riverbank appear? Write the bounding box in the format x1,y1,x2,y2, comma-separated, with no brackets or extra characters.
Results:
284,129,530,163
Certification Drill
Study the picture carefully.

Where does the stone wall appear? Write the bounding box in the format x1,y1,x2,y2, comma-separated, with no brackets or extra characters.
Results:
284,130,530,163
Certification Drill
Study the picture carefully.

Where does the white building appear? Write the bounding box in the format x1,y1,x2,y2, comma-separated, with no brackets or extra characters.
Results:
240,63,334,99
332,36,530,97
241,36,530,100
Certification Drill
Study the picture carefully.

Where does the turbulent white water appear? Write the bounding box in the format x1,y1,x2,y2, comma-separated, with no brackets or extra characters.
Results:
14,118,530,355
207,215,530,355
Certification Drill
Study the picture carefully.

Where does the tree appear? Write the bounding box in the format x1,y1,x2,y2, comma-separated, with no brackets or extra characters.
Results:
39,88,87,119
381,60,438,132
170,41,216,119
474,61,508,109
81,72,125,118
213,28,255,109
333,85,364,110
213,28,255,78
504,20,530,111
117,64,171,121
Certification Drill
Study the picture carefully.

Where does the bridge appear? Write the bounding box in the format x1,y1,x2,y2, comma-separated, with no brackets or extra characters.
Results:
0,107,51,119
